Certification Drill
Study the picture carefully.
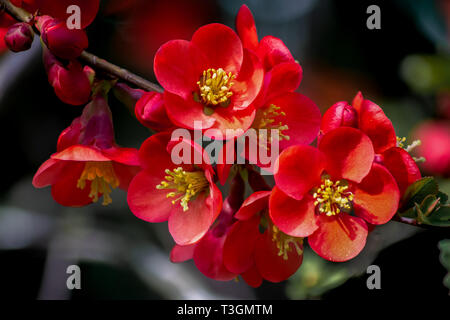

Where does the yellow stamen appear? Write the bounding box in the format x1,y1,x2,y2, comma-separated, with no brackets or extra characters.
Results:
254,104,290,142
77,161,120,206
197,68,235,106
396,136,407,148
313,178,354,216
156,167,209,212
271,225,303,260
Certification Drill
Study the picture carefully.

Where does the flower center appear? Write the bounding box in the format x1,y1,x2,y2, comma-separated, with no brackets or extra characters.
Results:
313,178,354,216
254,104,290,142
271,225,303,260
77,161,120,206
196,68,235,107
156,167,209,212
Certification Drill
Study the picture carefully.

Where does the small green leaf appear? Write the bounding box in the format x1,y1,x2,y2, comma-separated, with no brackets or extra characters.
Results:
437,191,449,204
402,177,439,210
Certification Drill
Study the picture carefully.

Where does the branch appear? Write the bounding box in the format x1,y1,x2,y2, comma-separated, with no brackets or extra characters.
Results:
0,0,163,93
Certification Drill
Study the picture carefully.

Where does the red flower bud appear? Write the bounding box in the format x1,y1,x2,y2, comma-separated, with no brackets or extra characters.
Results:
37,15,88,59
4,22,34,52
43,48,91,105
135,91,173,131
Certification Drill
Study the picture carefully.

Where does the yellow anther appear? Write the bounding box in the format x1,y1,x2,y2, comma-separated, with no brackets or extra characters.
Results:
313,178,354,216
77,161,120,206
271,225,303,260
396,136,407,148
197,68,235,106
156,167,209,211
254,104,290,142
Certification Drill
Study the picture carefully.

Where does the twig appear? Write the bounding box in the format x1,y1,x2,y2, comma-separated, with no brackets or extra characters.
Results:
0,0,163,93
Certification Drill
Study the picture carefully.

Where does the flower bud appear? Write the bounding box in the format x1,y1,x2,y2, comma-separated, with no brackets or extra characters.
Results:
43,48,91,105
4,22,34,52
135,91,173,131
37,15,88,59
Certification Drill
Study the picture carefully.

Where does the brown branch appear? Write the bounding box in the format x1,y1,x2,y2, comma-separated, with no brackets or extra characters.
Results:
0,0,163,93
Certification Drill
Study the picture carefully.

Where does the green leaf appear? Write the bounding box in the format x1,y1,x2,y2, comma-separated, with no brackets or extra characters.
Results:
402,177,439,210
438,240,450,292
427,205,450,227
437,191,449,204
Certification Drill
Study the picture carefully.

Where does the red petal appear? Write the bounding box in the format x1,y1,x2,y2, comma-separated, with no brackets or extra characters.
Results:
170,244,196,263
241,264,263,288
257,36,294,71
193,230,237,281
274,145,325,200
112,162,140,190
138,132,173,170
308,214,368,262
235,191,271,220
33,158,69,188
191,23,243,75
382,147,421,196
164,91,216,131
268,92,321,150
168,184,222,245
320,101,358,136
269,187,319,237
51,145,110,162
154,40,206,99
353,163,400,225
217,140,236,185
207,103,256,138
319,127,374,183
223,216,260,274
235,5,259,51
263,62,303,102
352,91,364,113
102,147,140,166
51,162,92,207
358,99,397,154
127,170,174,223
232,49,264,110
254,229,303,283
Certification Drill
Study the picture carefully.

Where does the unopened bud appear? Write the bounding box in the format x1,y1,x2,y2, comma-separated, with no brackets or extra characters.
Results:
4,22,34,52
135,91,173,131
37,15,88,60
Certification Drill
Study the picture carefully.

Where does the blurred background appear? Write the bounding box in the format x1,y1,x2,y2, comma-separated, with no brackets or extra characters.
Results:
0,0,449,300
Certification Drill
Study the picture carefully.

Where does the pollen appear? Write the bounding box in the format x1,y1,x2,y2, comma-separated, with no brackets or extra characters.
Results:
254,104,290,142
271,225,303,260
197,68,235,106
156,167,209,212
77,161,120,206
313,178,354,216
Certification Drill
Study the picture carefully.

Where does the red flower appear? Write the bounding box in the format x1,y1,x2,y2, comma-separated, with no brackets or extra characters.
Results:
37,15,88,60
33,94,140,207
412,120,450,177
43,47,92,105
223,191,303,286
320,92,421,196
127,132,222,245
154,23,264,137
272,127,400,262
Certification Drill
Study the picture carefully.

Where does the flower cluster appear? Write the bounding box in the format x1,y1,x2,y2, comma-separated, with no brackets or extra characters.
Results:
1,1,424,287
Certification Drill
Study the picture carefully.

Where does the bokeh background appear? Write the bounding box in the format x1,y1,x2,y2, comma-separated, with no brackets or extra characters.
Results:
0,0,449,300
